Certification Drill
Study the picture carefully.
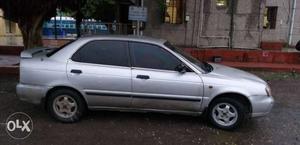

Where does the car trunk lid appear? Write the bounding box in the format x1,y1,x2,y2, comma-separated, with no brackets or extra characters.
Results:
20,47,53,59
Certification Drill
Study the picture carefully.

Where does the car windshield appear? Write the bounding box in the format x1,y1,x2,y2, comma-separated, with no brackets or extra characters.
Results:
164,41,213,73
46,40,75,57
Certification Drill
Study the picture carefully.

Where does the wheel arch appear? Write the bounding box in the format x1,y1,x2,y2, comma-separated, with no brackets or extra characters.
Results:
43,86,88,110
209,92,252,114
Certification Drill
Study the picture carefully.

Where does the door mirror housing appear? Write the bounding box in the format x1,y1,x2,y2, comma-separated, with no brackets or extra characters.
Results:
175,64,187,73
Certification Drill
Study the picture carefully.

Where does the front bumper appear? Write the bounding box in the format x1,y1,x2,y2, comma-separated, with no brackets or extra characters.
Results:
250,95,274,117
16,83,49,105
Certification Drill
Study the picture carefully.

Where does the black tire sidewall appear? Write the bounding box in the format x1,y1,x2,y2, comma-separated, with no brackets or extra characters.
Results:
47,89,86,123
208,98,246,130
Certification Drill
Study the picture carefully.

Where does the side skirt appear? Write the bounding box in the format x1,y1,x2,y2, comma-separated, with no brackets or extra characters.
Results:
88,106,203,116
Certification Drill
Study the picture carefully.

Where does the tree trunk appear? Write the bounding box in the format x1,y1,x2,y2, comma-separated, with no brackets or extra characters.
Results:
75,11,83,38
18,15,44,49
19,24,43,49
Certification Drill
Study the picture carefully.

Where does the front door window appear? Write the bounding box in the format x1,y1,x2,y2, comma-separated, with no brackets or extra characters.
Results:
129,42,181,71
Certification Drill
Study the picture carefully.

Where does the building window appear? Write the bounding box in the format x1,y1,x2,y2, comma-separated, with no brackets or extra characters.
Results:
264,7,278,29
164,0,183,24
216,0,228,8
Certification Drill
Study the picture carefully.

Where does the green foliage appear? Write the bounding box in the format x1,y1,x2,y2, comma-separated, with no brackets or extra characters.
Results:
0,0,85,22
156,0,166,22
0,0,121,48
0,0,86,48
81,0,116,21
156,0,166,10
0,0,57,22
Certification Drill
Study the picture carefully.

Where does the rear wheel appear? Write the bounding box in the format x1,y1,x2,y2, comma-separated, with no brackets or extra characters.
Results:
47,89,86,122
208,97,247,130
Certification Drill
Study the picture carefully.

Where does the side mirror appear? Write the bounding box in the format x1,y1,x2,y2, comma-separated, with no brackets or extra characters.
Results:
175,64,187,73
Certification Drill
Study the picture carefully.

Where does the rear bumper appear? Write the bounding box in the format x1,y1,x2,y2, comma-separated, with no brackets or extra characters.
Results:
250,95,274,117
16,83,49,105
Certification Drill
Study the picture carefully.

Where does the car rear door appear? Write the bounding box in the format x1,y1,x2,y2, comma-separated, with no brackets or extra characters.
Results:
129,42,204,112
67,40,132,108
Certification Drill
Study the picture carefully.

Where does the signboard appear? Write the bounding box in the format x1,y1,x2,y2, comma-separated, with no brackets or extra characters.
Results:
128,6,148,22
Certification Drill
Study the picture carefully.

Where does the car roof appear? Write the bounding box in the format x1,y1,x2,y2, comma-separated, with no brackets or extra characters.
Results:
79,35,167,45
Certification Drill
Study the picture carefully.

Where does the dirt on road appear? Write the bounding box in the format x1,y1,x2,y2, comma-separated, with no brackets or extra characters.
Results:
0,73,299,145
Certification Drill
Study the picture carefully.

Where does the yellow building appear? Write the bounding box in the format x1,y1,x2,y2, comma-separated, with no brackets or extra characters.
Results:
0,9,23,46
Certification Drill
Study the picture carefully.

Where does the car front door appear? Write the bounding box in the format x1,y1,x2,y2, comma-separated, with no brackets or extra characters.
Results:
67,40,132,108
129,42,204,112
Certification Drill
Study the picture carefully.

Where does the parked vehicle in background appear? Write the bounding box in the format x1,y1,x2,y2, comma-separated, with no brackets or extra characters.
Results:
43,17,109,38
17,35,274,130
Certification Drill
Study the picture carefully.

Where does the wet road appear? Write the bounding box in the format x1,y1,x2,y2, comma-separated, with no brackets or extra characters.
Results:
0,76,299,145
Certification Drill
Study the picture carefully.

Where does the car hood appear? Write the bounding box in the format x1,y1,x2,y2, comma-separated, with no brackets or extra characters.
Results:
209,63,266,84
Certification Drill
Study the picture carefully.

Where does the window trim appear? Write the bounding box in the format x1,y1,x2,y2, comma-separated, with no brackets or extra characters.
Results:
70,40,131,67
69,39,196,73
69,58,131,70
128,41,192,72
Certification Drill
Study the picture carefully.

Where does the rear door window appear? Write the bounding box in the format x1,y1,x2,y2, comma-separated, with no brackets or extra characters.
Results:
72,40,129,67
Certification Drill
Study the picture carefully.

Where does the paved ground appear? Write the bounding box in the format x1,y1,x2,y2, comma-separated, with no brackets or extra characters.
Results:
0,74,299,145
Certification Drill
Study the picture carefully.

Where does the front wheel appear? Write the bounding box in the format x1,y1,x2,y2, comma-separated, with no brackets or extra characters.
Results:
47,89,86,123
208,98,247,130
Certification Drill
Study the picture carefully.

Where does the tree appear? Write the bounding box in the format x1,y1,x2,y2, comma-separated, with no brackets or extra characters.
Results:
81,0,116,21
60,0,117,37
0,0,59,49
0,0,84,49
60,0,86,38
0,0,127,49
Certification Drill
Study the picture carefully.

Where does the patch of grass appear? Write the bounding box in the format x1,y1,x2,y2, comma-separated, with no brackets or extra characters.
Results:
249,71,300,81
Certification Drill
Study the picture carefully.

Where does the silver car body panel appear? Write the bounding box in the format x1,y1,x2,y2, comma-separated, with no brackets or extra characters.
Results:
67,59,132,108
17,35,274,117
131,67,203,112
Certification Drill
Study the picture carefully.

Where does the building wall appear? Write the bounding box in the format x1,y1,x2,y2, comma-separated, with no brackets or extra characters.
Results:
199,0,263,49
143,0,263,48
143,0,199,47
0,9,22,36
291,0,300,45
0,9,6,35
231,0,263,48
142,0,300,48
262,0,300,46
1,1,299,48
0,9,23,46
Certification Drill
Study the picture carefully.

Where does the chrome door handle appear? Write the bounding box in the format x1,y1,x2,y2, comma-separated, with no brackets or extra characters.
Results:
136,75,150,80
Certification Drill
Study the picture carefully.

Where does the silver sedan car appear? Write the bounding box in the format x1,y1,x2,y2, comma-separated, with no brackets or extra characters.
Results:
17,36,274,130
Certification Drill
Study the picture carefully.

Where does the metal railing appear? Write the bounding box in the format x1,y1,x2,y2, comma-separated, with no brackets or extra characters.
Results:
80,22,133,36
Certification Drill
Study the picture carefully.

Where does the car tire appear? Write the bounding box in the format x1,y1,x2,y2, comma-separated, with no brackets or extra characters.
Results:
47,89,86,123
208,97,247,130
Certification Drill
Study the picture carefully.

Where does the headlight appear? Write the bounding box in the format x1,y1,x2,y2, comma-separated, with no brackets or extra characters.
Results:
265,86,272,97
